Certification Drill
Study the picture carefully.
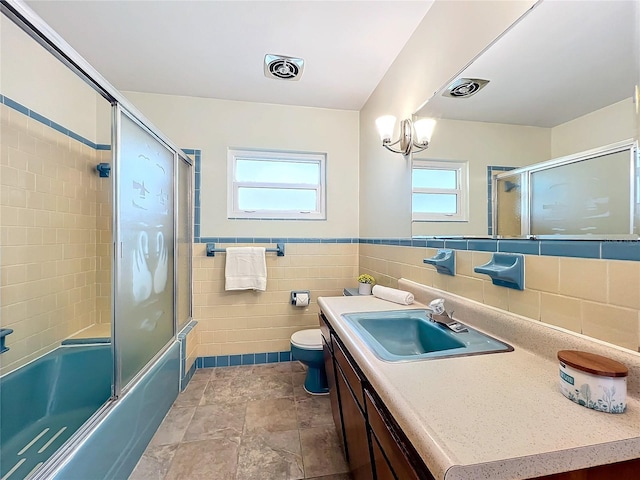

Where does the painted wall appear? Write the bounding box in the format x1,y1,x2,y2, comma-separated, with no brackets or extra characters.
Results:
122,92,360,239
359,0,537,238
412,119,550,237
0,15,106,142
551,98,636,158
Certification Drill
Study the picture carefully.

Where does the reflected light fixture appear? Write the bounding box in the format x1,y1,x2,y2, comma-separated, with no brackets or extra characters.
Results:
375,116,436,156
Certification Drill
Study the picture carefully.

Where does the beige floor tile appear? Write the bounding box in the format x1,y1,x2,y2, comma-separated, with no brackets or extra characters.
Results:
183,402,247,442
295,396,334,429
129,444,178,480
236,430,304,480
149,407,195,447
164,438,240,480
245,397,298,434
300,426,349,478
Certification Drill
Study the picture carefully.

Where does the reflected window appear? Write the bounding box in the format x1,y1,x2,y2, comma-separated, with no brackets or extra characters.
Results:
412,160,468,221
228,149,326,219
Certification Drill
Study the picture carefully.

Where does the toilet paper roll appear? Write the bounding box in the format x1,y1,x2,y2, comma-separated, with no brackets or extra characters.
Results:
295,293,309,307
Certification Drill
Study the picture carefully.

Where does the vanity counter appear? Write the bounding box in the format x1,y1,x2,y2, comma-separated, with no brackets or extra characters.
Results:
318,281,640,480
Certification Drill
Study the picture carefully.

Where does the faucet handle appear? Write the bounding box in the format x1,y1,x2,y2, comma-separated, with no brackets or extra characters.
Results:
428,298,446,315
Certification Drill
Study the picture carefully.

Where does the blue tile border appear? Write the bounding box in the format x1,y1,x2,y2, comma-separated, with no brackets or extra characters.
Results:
540,240,601,259
196,350,293,369
1,94,111,150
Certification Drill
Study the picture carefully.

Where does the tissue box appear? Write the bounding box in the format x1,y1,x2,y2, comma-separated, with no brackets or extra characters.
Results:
558,350,628,414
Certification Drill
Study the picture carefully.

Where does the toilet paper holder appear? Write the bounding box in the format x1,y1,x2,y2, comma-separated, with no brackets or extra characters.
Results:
291,290,311,306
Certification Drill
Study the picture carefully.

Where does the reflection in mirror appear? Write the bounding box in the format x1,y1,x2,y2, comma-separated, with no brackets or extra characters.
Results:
412,0,639,238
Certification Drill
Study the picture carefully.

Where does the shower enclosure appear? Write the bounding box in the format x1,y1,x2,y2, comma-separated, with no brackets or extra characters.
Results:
0,1,193,478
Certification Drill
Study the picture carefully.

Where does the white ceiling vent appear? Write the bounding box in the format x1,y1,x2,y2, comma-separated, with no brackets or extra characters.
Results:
264,54,304,81
443,78,490,98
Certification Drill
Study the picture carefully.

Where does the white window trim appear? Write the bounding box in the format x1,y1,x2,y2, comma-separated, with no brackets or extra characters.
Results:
412,159,468,222
227,148,326,220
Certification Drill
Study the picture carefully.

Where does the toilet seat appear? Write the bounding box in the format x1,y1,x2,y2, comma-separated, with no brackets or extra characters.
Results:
291,329,323,350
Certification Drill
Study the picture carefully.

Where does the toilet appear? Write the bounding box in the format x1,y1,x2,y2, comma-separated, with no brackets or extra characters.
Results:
290,329,328,395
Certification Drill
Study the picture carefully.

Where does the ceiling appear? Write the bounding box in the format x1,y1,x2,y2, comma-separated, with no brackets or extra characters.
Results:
26,0,434,111
416,0,638,128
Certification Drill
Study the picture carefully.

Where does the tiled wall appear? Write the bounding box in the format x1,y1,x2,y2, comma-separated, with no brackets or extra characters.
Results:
0,100,111,375
193,241,358,357
360,243,640,352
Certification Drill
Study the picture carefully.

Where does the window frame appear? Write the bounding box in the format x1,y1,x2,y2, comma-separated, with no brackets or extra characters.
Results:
412,159,468,222
227,148,326,220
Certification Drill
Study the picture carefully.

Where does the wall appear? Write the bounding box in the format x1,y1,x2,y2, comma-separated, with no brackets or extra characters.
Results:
0,16,101,141
412,119,550,237
0,17,111,375
359,0,537,238
360,244,640,352
357,0,640,355
551,98,637,158
122,92,361,357
123,92,359,238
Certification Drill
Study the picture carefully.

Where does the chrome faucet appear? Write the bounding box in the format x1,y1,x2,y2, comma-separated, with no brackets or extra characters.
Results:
427,298,467,333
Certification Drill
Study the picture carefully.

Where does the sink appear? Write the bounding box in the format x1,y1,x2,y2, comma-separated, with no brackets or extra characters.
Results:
341,309,513,362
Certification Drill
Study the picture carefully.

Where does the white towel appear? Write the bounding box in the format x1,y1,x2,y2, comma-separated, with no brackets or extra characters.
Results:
225,247,267,291
372,285,414,305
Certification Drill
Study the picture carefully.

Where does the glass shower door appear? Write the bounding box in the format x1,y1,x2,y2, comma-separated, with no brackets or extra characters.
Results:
114,108,175,390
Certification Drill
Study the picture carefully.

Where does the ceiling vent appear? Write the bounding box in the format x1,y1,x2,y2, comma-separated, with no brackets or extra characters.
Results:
443,78,490,98
264,54,304,81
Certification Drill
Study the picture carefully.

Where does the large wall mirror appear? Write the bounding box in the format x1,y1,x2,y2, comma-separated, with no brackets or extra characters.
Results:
412,0,639,239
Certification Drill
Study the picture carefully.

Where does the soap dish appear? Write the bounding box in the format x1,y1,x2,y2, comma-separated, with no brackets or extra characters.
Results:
557,350,628,414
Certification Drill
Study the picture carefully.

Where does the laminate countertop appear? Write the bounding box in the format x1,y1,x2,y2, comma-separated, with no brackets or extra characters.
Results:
318,279,640,480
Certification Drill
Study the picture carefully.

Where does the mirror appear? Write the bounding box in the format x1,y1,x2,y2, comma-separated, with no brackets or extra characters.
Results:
411,0,639,238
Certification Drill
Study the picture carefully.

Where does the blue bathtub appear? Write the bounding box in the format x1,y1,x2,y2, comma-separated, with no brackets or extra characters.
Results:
0,345,112,480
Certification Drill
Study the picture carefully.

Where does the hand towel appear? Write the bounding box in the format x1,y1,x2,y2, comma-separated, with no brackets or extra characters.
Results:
225,247,267,291
372,285,414,305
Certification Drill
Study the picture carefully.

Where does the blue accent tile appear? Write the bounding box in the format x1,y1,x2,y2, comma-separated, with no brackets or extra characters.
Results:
399,239,412,246
29,110,51,126
236,237,253,243
321,238,337,243
254,353,267,364
412,239,427,248
267,352,279,363
67,130,85,144
229,354,242,366
601,241,640,261
467,239,498,252
498,240,539,255
96,144,111,150
540,240,601,259
218,237,237,243
50,121,69,136
216,355,229,367
196,357,203,368
444,240,468,250
3,96,29,115
254,237,271,243
203,356,216,368
288,238,306,243
279,351,291,362
241,353,255,365
337,238,351,243
426,240,445,248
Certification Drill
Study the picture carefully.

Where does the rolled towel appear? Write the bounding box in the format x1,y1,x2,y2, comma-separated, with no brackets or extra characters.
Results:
372,285,414,305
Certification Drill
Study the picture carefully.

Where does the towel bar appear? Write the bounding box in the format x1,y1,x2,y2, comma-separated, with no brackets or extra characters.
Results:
206,242,285,257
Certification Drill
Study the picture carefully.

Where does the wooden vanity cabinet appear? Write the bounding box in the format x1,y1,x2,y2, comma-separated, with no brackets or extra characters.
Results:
319,312,430,480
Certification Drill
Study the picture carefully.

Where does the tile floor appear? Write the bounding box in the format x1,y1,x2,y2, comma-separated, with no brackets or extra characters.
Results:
129,361,352,480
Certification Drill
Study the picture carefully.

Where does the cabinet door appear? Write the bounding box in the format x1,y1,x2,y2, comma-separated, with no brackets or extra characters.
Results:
323,337,343,446
336,367,373,480
365,390,428,480
371,435,396,480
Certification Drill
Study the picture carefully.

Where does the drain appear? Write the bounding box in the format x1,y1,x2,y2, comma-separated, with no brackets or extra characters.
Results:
264,54,304,81
443,78,489,98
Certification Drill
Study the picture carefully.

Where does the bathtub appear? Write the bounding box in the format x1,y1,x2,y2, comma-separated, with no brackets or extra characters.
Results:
0,345,112,480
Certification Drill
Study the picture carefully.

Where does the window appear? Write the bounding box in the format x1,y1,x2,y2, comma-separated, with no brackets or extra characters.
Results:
412,160,468,221
228,148,326,220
